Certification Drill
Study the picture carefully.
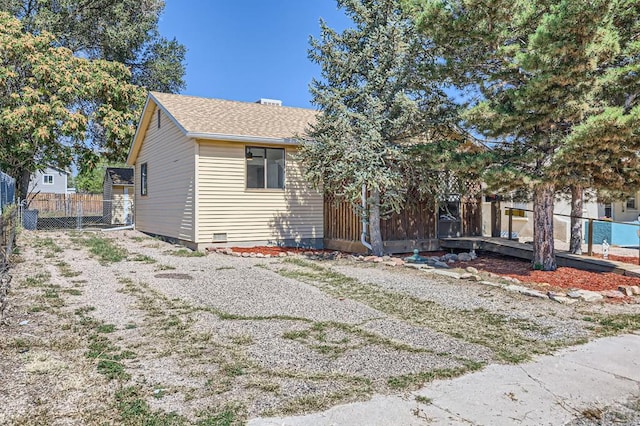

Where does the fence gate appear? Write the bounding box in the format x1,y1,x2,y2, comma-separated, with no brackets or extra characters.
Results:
20,194,133,230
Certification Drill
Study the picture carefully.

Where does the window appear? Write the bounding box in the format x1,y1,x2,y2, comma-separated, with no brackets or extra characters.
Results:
626,196,636,210
604,203,612,218
141,163,148,196
43,174,54,185
246,147,285,189
157,110,161,128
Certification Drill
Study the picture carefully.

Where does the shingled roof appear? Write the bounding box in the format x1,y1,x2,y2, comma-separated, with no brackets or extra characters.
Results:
106,167,134,185
150,92,317,140
127,92,319,164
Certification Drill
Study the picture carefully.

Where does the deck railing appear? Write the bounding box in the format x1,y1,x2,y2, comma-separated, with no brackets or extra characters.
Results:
505,207,640,264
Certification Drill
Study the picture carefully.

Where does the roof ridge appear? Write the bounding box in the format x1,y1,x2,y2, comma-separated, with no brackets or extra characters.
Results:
150,91,318,113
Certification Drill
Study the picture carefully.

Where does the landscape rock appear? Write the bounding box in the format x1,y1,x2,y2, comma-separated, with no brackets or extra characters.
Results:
278,252,287,257
442,253,458,262
601,290,625,299
465,266,479,274
567,289,604,302
459,273,482,282
505,284,533,294
434,261,450,269
404,263,433,270
480,280,505,288
618,286,636,297
430,270,461,279
519,289,548,299
364,255,378,262
457,252,472,262
548,292,577,304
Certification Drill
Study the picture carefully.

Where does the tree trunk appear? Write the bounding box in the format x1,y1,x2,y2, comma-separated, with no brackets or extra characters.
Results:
532,183,557,271
569,185,583,254
368,188,384,256
18,168,31,203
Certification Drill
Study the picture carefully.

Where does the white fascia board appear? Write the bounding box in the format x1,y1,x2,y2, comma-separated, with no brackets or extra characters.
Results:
189,132,301,146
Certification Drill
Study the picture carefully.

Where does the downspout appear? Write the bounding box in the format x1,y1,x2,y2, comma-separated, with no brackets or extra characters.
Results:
361,183,373,251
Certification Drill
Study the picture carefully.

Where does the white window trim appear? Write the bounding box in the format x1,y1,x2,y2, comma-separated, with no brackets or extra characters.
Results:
245,146,286,190
626,196,637,210
43,174,54,185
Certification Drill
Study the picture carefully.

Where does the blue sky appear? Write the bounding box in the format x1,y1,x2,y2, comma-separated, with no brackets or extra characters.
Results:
159,1,352,109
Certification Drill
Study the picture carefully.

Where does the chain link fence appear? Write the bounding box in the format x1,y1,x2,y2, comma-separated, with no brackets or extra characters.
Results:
1,171,16,323
21,194,133,230
0,171,15,214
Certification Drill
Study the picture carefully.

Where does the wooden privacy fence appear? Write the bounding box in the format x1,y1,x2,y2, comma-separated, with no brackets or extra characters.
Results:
324,193,482,254
27,193,103,216
324,196,440,253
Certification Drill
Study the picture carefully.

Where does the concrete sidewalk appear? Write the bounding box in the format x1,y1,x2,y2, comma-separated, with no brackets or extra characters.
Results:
249,333,640,426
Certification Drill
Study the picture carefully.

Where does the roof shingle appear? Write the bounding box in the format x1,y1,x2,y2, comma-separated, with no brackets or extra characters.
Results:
151,92,318,140
106,167,134,185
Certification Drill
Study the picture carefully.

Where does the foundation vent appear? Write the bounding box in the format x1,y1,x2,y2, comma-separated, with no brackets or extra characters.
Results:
212,233,228,243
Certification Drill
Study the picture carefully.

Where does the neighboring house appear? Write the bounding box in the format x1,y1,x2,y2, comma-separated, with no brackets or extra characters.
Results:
126,92,323,250
103,167,134,225
493,195,600,242
598,190,640,222
28,166,70,195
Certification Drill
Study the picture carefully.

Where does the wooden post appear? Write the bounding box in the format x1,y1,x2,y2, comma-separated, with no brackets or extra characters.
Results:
491,201,501,237
507,208,513,240
587,219,594,256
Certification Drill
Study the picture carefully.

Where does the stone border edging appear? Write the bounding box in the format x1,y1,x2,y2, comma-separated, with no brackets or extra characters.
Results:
206,247,640,303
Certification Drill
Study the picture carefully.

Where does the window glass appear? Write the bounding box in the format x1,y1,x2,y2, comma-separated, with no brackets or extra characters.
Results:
266,148,285,189
141,163,148,195
246,147,285,189
627,196,636,210
246,147,265,189
43,175,54,184
604,203,612,218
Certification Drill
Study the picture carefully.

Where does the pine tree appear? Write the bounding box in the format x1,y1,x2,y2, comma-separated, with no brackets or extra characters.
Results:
302,0,452,255
410,0,640,270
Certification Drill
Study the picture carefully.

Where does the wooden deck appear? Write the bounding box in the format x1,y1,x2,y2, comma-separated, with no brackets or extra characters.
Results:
440,236,640,277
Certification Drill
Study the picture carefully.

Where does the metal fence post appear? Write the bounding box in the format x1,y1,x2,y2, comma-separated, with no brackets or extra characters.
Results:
507,208,513,240
587,218,594,256
76,202,82,230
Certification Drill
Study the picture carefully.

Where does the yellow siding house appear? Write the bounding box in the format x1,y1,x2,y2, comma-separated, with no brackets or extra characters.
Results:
126,92,323,250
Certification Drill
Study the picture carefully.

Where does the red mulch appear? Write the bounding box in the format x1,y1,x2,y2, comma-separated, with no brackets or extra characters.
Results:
227,246,333,255
591,253,640,265
458,252,640,293
223,246,640,298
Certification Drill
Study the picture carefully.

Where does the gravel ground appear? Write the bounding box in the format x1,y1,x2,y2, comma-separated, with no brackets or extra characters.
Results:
2,229,640,425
